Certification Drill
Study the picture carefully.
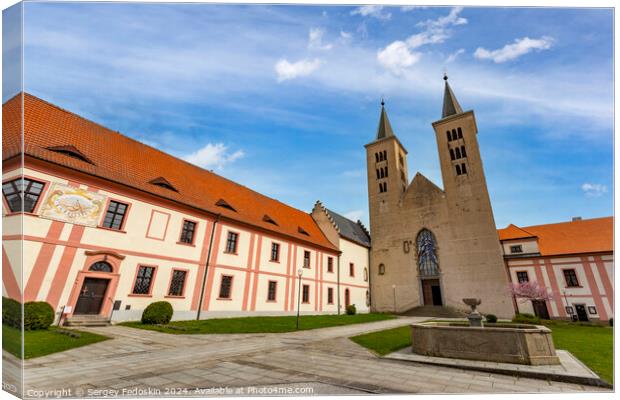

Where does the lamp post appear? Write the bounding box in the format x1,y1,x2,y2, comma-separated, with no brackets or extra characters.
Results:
296,268,303,330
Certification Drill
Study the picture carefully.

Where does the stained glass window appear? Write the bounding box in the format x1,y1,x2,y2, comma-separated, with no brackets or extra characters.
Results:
89,261,112,272
417,229,440,277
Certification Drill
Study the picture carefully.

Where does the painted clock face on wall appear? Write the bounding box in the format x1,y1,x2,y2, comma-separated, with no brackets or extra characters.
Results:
39,183,106,227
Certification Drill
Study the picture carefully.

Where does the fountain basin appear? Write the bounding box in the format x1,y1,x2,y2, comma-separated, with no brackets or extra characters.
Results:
411,322,560,365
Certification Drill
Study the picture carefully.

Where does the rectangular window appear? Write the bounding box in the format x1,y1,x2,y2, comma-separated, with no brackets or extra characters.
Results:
303,251,311,268
302,284,310,303
225,232,238,254
349,263,355,277
179,220,196,244
219,275,233,299
267,280,277,301
327,257,333,273
327,287,334,304
168,270,187,296
2,178,45,213
132,266,155,295
563,269,580,287
271,243,280,262
102,200,128,230
516,271,529,283
510,245,523,253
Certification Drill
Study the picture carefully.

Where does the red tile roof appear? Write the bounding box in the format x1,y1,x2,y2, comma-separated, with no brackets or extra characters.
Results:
2,93,338,252
498,217,613,256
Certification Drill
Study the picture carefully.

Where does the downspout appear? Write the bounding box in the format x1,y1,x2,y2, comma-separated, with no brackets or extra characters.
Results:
197,213,221,320
337,254,341,315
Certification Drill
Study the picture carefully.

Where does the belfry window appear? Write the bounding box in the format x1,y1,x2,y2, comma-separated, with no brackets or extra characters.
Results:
455,147,461,159
375,153,379,162
449,148,455,160
417,229,440,277
376,169,380,179
455,164,462,175
380,169,384,178
451,129,457,140
461,163,467,174
457,127,463,138
461,146,467,158
383,150,387,160
446,131,451,142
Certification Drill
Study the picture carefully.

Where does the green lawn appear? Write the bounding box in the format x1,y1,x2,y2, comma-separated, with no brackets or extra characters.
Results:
2,325,110,359
120,313,395,334
349,321,614,384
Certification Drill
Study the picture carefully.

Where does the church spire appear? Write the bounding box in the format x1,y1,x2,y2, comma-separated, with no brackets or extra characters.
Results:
376,98,395,140
441,74,463,118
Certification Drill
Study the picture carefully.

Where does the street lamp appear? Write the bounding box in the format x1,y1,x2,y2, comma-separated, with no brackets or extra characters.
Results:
296,268,303,330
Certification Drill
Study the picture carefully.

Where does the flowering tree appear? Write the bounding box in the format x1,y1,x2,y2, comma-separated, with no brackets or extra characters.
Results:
509,281,554,302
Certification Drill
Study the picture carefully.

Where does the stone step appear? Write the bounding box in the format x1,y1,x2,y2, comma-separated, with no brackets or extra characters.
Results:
64,315,111,327
399,306,466,318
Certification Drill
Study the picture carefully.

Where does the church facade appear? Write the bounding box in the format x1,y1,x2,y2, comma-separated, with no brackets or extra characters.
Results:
366,77,514,317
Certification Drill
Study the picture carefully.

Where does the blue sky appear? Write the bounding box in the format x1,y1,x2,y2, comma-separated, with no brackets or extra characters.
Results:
3,3,613,228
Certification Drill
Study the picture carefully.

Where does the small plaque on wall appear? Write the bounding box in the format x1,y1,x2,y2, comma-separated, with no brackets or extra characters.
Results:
588,306,597,315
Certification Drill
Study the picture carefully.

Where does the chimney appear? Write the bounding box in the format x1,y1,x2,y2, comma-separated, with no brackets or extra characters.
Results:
572,217,582,221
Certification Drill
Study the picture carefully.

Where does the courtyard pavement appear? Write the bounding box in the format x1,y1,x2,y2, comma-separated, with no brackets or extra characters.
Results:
3,316,610,397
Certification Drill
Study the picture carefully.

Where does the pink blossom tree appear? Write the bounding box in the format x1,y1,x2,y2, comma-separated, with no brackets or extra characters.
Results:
509,281,554,314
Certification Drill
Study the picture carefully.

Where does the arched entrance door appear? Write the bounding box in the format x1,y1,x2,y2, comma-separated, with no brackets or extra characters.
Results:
416,229,443,306
74,262,112,315
345,289,350,307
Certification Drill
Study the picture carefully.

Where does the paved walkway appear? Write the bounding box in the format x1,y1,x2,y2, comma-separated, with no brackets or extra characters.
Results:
3,317,609,397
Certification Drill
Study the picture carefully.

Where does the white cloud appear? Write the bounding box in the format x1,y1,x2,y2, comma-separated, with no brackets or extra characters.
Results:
401,6,427,12
377,41,421,74
308,27,332,50
446,48,465,63
183,143,245,170
340,30,352,44
343,209,365,222
377,7,466,74
474,36,554,63
581,183,608,197
351,5,391,21
275,58,323,82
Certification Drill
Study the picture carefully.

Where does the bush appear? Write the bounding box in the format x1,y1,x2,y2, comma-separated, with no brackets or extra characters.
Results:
346,304,357,315
485,314,497,323
141,301,173,325
23,301,54,330
512,313,540,325
2,297,21,328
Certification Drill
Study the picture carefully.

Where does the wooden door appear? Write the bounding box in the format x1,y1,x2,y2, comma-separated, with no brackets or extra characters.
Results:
422,279,441,305
74,278,109,315
574,304,589,322
532,300,550,320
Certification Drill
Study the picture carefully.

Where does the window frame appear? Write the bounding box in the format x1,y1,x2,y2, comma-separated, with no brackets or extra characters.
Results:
100,198,131,232
267,280,278,302
516,271,529,283
2,177,47,214
218,274,234,299
563,269,580,288
224,231,239,254
270,242,280,262
178,219,198,246
327,257,334,273
166,268,189,298
349,262,355,277
510,245,523,254
130,265,158,297
303,250,311,268
327,287,334,304
302,284,310,303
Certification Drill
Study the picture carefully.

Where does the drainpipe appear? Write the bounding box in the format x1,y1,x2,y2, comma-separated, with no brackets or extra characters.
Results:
197,213,220,320
337,254,341,315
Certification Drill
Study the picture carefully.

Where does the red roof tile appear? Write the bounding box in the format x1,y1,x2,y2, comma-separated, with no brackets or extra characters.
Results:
3,93,338,252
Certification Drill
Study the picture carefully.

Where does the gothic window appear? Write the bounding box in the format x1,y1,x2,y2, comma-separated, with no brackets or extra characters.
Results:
376,169,380,179
451,129,457,140
380,169,384,178
384,166,388,177
461,163,467,174
375,153,379,162
450,148,455,160
461,145,467,158
446,131,451,142
455,147,461,159
89,262,112,272
455,164,462,175
457,127,463,138
416,229,440,277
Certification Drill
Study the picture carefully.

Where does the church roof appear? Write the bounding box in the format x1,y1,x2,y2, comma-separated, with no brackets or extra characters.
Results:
323,208,371,248
2,93,338,252
375,101,395,140
441,75,463,118
498,217,613,256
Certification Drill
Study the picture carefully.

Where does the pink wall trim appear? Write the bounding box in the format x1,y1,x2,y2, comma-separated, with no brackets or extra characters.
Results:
289,245,298,310
580,257,608,320
202,224,223,311
283,243,292,311
241,233,256,311
23,220,64,301
542,259,567,318
314,252,319,311
191,220,214,310
2,245,21,300
250,235,263,311
593,256,614,313
46,225,86,309
145,209,171,241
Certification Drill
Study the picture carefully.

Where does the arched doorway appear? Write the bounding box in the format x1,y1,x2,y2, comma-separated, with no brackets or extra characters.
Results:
416,229,443,306
344,289,350,307
74,261,113,315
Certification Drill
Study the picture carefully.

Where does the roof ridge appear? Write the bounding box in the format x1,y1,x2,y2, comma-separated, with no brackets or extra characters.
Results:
519,216,612,230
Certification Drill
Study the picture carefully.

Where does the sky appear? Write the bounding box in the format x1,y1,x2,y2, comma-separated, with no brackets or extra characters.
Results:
2,3,614,228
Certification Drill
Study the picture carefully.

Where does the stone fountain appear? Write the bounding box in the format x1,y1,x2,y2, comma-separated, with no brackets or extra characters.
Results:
462,298,483,327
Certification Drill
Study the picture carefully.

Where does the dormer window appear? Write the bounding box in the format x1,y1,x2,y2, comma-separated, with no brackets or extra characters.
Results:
298,226,310,236
149,177,178,192
262,214,278,226
47,145,94,165
510,245,523,254
215,199,236,212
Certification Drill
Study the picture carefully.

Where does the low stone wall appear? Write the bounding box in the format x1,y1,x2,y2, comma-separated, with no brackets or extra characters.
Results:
411,322,560,365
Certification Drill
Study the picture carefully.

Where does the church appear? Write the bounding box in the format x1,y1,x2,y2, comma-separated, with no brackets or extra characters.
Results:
366,76,515,318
